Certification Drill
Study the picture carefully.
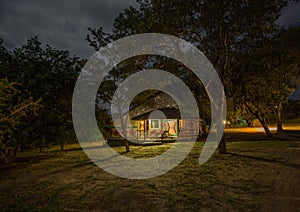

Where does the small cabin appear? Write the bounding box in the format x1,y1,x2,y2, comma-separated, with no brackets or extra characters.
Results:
107,92,206,143
108,108,205,141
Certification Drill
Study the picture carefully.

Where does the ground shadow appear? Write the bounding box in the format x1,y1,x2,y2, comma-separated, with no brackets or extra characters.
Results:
0,153,62,170
227,152,300,170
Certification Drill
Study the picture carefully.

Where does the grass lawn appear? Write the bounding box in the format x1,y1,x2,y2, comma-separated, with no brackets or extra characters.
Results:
0,131,299,211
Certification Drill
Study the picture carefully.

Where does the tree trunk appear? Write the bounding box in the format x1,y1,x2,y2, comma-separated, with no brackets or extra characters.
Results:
119,114,130,152
61,143,64,151
12,145,19,158
122,120,130,152
245,103,273,137
125,140,130,152
218,135,227,154
117,105,130,152
216,16,228,155
276,102,283,132
258,116,273,137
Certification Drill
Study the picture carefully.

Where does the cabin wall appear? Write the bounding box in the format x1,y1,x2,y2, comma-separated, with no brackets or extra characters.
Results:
108,118,202,140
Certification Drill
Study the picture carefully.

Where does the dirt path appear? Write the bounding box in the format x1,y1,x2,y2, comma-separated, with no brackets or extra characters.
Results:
263,141,300,211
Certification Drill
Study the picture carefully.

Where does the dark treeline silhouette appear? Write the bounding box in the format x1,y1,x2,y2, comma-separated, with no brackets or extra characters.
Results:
0,37,84,162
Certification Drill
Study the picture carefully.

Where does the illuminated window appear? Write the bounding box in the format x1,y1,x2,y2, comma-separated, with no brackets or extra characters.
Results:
150,120,160,129
138,120,144,130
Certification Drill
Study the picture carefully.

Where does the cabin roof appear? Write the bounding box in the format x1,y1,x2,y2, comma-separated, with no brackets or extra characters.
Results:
131,107,180,120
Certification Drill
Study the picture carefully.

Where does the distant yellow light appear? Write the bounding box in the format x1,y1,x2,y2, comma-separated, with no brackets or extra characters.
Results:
256,127,277,132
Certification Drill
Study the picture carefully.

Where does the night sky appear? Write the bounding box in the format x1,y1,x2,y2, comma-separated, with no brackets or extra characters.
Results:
0,0,299,59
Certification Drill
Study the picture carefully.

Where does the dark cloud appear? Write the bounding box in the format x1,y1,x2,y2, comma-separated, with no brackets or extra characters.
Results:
0,0,138,58
0,0,299,59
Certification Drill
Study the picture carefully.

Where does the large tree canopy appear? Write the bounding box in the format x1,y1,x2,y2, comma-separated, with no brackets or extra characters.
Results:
0,36,82,155
86,0,298,152
0,79,40,162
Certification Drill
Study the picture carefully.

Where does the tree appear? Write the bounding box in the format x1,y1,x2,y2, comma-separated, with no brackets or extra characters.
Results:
282,99,300,120
278,26,300,126
281,26,300,84
1,37,81,151
0,79,40,163
232,26,300,134
86,0,294,152
97,64,134,152
230,38,294,136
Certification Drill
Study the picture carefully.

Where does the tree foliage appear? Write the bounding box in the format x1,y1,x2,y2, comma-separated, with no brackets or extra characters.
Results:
0,36,82,153
86,0,298,152
0,79,40,163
